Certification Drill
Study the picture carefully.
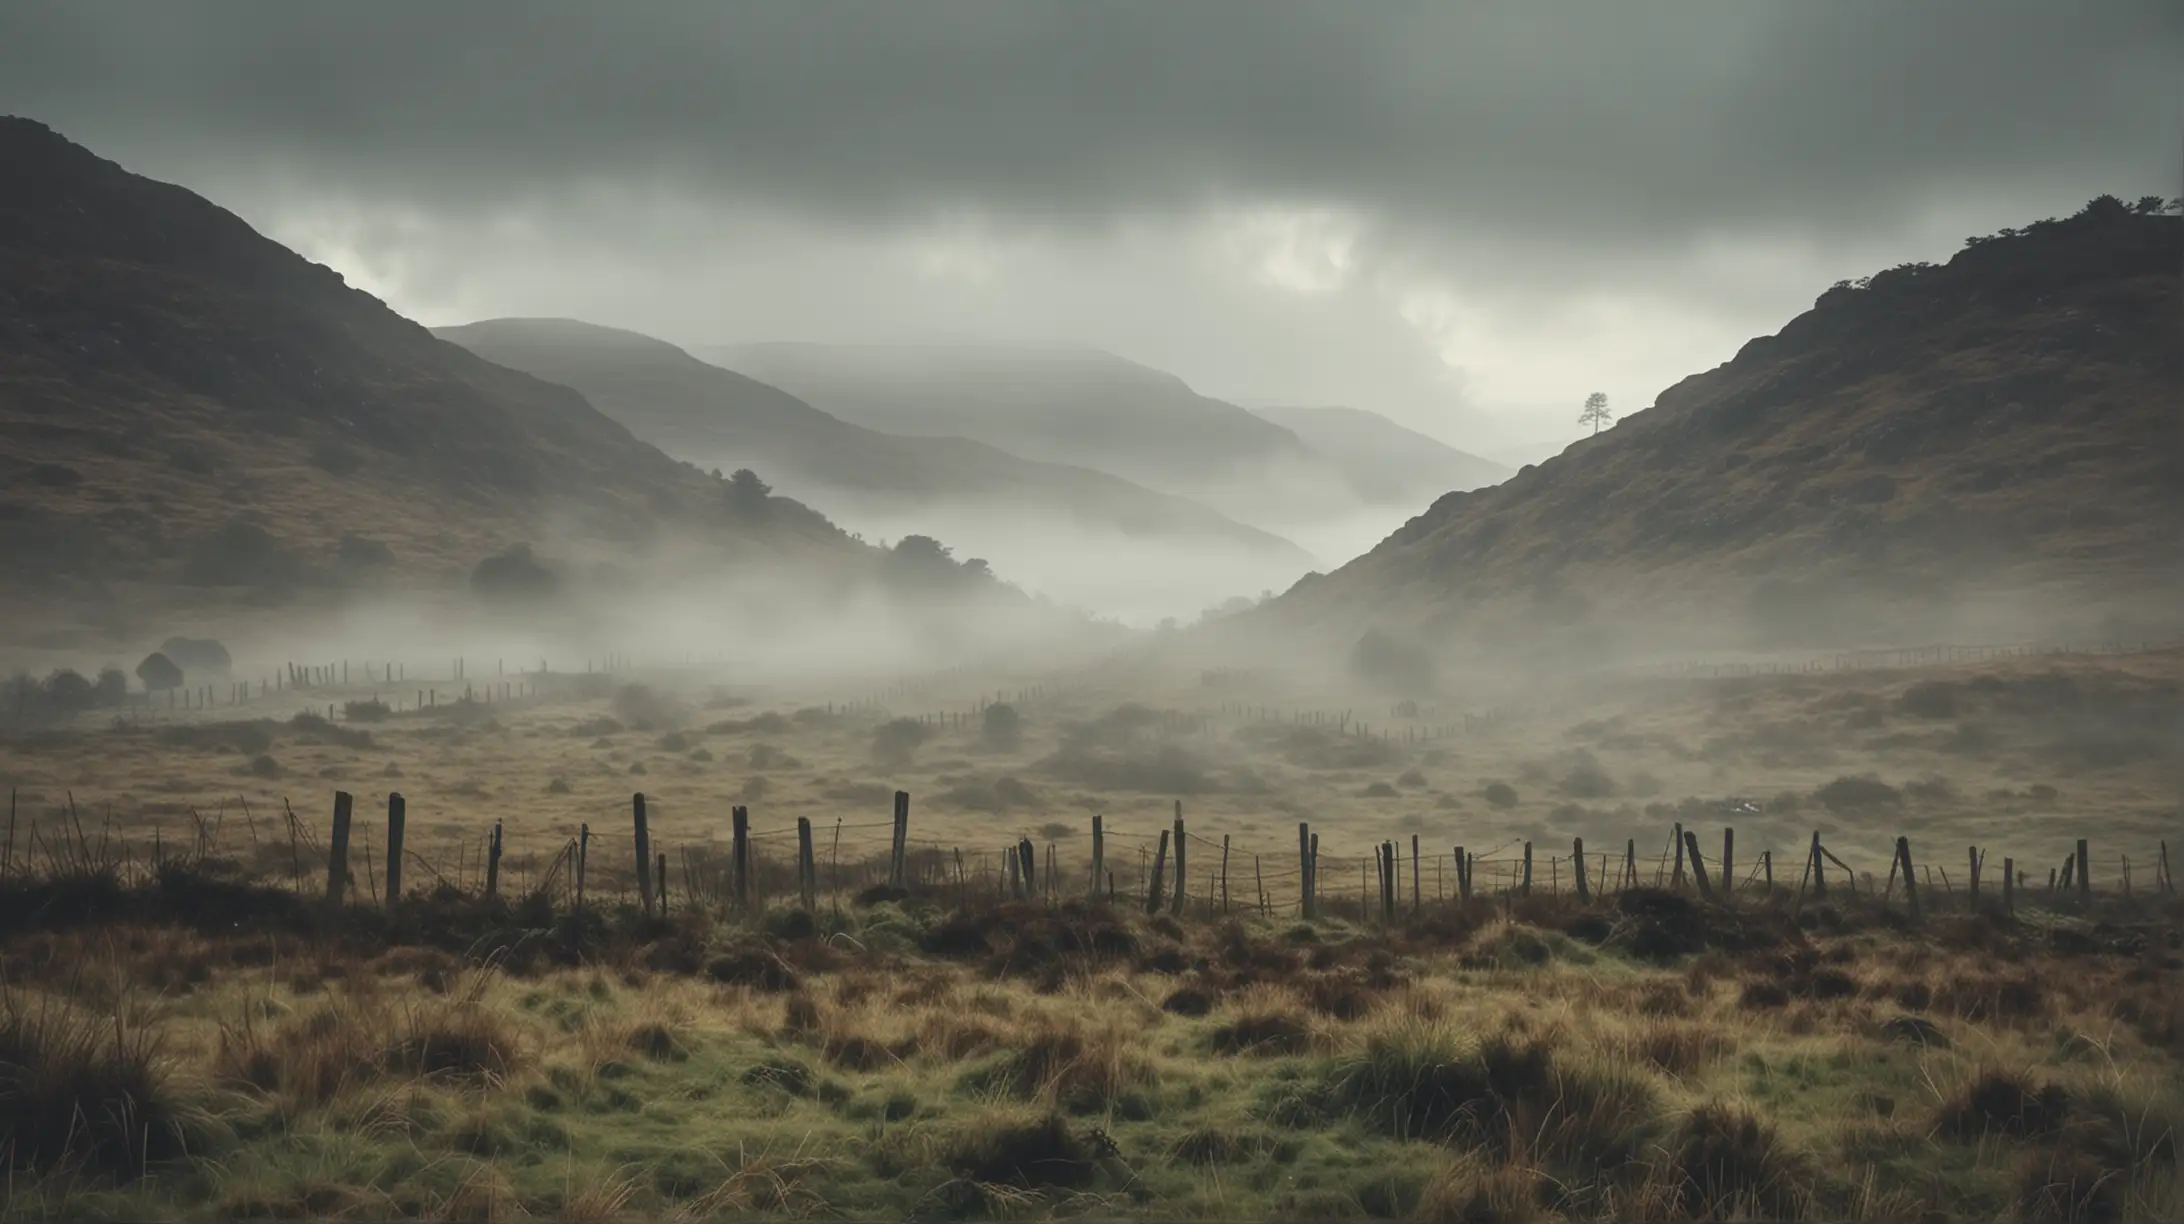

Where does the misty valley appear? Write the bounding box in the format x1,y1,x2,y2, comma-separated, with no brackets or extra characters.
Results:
1,19,2180,1224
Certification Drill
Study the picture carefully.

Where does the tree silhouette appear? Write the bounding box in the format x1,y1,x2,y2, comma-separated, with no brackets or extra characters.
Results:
727,468,772,519
1578,392,1613,436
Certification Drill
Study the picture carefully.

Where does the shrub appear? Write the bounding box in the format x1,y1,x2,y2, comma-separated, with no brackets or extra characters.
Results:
872,718,930,767
469,544,559,604
982,702,1023,749
1482,782,1520,809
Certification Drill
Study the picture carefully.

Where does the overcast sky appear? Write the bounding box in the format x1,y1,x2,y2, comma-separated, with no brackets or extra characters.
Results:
3,1,2177,453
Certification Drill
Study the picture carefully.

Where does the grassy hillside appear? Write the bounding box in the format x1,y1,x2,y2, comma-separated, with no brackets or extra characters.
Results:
1252,405,1511,508
439,320,1309,561
1265,201,2184,654
0,119,858,598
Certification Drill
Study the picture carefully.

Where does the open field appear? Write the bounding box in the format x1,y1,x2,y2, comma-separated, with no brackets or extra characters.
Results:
3,645,2176,896
0,647,2178,1221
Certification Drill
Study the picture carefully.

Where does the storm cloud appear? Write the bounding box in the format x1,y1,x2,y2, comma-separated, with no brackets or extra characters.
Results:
2,0,2176,445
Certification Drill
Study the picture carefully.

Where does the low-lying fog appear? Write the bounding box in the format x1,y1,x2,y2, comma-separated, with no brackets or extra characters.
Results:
814,505,1414,628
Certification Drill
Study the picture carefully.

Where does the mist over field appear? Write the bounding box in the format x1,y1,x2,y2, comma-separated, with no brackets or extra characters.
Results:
1,5,2179,1223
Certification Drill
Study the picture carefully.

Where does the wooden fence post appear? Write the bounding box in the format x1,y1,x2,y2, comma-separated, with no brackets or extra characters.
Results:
657,851,670,915
2077,837,2090,905
1721,827,1735,904
1573,837,1590,903
1762,850,1773,894
1410,834,1421,914
1310,833,1319,915
1172,802,1188,914
485,821,502,900
1968,845,1981,902
1521,842,1533,897
1670,823,1686,889
1456,845,1471,901
1809,830,1828,899
384,793,406,910
890,791,910,888
731,806,751,909
1147,829,1170,915
575,823,590,909
633,793,654,919
2002,856,2015,915
1624,839,1636,891
797,817,816,910
326,791,354,906
1298,823,1315,919
1222,835,1232,913
1091,814,1105,898
1683,830,1714,900
1019,837,1037,901
1897,837,1921,921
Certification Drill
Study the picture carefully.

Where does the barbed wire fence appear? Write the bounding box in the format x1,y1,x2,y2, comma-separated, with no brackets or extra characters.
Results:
3,786,2171,934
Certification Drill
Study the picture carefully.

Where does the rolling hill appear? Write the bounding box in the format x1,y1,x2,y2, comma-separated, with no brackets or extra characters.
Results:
703,342,1366,528
1262,200,2184,656
1249,405,1511,508
0,118,865,599
436,319,1308,563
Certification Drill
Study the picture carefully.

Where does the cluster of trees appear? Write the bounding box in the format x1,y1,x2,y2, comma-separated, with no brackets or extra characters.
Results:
3,667,130,724
882,534,1000,596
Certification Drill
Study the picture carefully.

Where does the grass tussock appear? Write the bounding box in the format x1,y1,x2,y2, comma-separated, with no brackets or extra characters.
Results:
0,989,211,1179
217,973,517,1107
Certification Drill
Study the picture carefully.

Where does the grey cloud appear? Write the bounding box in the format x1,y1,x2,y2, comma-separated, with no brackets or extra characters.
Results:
3,0,2176,250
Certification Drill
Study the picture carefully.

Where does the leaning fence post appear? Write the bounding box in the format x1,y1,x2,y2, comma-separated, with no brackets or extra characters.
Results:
1573,837,1590,903
1623,839,1636,891
1147,829,1170,915
1019,837,1037,900
326,791,354,906
485,821,503,900
1683,830,1714,900
1762,849,1773,894
797,817,816,911
731,806,751,909
1670,823,1686,889
384,793,406,910
1809,830,1828,898
2076,837,2090,906
633,793,654,919
1172,802,1188,914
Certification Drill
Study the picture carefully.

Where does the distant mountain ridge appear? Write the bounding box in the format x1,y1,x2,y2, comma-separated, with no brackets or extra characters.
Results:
0,117,860,592
1249,405,1510,507
1263,200,2184,653
437,320,1310,562
702,341,1368,529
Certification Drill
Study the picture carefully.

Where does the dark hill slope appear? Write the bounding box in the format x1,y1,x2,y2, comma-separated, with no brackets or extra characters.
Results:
1266,202,2183,652
0,117,857,591
437,319,1307,561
